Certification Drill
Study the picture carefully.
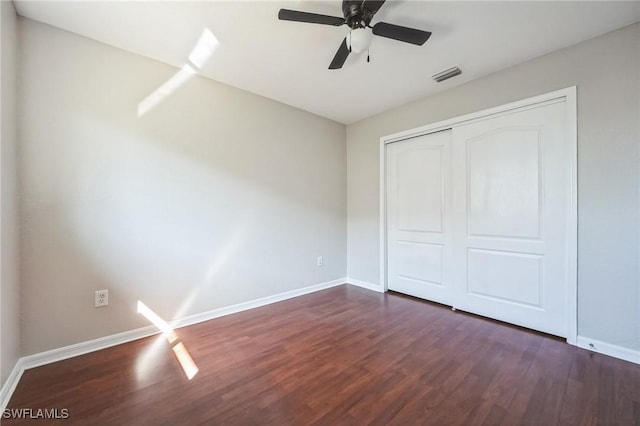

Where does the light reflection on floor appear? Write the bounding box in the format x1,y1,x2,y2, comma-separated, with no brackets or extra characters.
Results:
137,300,199,380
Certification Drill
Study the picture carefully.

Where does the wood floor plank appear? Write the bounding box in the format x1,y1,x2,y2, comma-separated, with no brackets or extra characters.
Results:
5,285,640,425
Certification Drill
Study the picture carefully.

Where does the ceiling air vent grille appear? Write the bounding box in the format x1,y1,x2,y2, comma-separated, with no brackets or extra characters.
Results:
432,66,462,83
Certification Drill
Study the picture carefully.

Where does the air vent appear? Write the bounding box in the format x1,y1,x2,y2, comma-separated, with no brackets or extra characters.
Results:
432,66,462,83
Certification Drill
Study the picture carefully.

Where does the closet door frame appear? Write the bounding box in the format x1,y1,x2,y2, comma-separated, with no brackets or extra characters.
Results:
379,86,577,345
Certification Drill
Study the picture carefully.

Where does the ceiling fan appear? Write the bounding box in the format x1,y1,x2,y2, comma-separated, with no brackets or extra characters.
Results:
278,0,431,69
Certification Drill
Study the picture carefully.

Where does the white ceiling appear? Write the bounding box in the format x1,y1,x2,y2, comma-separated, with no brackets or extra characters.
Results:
14,1,640,124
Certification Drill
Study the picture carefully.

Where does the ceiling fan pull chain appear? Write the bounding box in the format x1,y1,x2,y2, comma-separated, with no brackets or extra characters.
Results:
367,48,370,63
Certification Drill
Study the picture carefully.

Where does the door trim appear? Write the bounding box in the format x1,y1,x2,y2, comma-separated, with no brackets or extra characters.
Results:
379,86,577,345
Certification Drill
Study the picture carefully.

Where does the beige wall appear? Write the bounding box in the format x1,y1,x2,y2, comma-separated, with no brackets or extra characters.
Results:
11,11,640,359
347,23,640,352
19,18,347,355
1,0,20,385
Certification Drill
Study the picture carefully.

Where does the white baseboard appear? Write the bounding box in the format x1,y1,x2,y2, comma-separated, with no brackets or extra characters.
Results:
22,326,160,370
0,277,347,409
347,278,385,293
171,278,346,329
577,336,640,365
0,358,25,411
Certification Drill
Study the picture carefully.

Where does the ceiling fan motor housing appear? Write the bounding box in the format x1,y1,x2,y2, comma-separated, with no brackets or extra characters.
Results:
342,0,368,29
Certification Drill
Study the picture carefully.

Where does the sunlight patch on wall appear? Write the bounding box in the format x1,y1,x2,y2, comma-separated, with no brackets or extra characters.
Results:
137,300,178,343
172,222,251,319
137,64,196,117
138,28,218,117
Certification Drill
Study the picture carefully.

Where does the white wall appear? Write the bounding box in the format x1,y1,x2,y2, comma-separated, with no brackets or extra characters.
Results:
19,18,347,355
347,23,640,352
1,0,20,385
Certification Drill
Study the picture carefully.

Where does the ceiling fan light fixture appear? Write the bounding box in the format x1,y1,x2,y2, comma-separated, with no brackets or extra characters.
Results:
348,28,372,53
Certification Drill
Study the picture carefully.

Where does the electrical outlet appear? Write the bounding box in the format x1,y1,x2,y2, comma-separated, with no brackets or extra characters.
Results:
95,290,109,307
317,256,323,267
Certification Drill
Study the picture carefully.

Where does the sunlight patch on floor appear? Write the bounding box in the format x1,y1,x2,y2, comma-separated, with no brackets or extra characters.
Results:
137,300,200,380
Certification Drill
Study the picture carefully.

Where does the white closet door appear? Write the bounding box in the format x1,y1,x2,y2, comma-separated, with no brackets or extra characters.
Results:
451,101,570,337
386,130,454,305
385,99,572,338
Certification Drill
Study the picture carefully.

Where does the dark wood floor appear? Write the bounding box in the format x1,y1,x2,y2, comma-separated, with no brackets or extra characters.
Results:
5,285,640,425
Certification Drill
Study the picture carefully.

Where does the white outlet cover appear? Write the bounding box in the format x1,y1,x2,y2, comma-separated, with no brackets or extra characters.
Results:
95,290,109,307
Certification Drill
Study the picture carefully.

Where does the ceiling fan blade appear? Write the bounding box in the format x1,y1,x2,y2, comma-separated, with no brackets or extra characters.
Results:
278,9,345,26
328,38,350,70
372,22,432,45
362,0,386,16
